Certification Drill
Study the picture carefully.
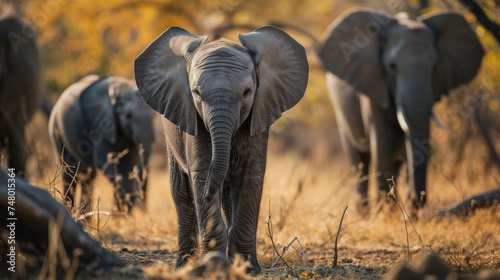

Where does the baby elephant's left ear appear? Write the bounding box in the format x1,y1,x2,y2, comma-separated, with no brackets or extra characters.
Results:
239,26,309,136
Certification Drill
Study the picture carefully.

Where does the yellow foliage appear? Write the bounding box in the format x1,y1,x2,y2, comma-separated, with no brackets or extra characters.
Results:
15,0,500,134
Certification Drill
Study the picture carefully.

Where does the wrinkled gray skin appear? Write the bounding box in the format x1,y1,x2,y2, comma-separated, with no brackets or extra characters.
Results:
316,9,484,209
0,17,43,177
49,75,155,213
134,26,308,274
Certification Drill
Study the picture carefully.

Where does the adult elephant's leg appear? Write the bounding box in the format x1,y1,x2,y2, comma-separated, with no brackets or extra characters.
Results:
227,130,268,275
341,133,370,209
357,152,370,206
169,149,198,268
329,77,371,210
368,105,399,201
7,126,28,177
140,167,148,209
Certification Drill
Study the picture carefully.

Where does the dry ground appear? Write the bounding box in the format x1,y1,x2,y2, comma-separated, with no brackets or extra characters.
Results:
12,113,500,279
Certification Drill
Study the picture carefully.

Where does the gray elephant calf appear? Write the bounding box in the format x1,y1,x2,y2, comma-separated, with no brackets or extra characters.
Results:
134,26,308,274
316,9,484,210
49,75,155,213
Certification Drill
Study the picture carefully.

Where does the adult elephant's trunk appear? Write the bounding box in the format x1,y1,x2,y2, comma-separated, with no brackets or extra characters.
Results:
397,75,434,209
204,105,237,202
405,111,431,208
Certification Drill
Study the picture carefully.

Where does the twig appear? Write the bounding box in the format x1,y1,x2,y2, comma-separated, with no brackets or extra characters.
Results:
76,210,126,221
95,196,114,245
102,149,129,171
39,210,67,279
266,198,290,269
270,237,305,268
389,179,410,262
387,178,424,262
332,206,348,268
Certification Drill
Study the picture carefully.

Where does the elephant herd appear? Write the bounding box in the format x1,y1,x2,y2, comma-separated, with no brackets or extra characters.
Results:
0,8,484,275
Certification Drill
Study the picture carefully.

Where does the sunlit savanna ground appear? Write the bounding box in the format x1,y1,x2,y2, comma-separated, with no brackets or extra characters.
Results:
23,111,500,280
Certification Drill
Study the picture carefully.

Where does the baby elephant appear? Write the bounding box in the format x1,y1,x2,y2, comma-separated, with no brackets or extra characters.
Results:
49,75,155,213
134,26,308,274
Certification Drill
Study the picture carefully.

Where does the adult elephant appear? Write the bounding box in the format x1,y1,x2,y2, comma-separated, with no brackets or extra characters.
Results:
134,26,308,274
316,9,484,210
0,17,43,177
49,75,155,213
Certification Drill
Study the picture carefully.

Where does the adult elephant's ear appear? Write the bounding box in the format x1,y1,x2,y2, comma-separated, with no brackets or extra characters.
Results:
315,9,396,109
421,12,484,101
79,76,117,144
134,27,207,136
239,26,309,136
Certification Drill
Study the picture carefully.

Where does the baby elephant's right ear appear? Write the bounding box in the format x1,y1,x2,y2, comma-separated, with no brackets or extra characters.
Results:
134,27,207,136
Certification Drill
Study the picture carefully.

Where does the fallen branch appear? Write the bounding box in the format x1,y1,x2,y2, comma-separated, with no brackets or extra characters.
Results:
432,189,500,217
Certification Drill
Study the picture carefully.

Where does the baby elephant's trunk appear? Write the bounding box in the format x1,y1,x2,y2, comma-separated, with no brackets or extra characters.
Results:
204,105,238,202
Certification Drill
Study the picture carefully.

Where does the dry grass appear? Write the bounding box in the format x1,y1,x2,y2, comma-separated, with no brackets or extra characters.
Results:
12,113,500,279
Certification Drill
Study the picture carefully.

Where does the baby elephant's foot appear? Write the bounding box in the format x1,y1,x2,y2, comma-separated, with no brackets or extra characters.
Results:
231,251,261,275
245,260,261,275
176,251,193,269
188,252,231,279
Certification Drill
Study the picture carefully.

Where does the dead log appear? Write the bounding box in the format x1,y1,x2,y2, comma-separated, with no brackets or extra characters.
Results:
432,189,500,217
0,168,123,271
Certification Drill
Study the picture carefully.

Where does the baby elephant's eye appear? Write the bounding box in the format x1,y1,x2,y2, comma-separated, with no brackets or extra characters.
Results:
389,63,396,70
126,112,132,119
243,88,252,98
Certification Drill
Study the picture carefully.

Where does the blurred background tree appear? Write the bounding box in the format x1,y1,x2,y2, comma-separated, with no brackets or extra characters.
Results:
2,0,499,180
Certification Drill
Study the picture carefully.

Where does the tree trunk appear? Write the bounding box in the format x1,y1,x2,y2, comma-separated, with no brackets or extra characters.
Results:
458,0,500,44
